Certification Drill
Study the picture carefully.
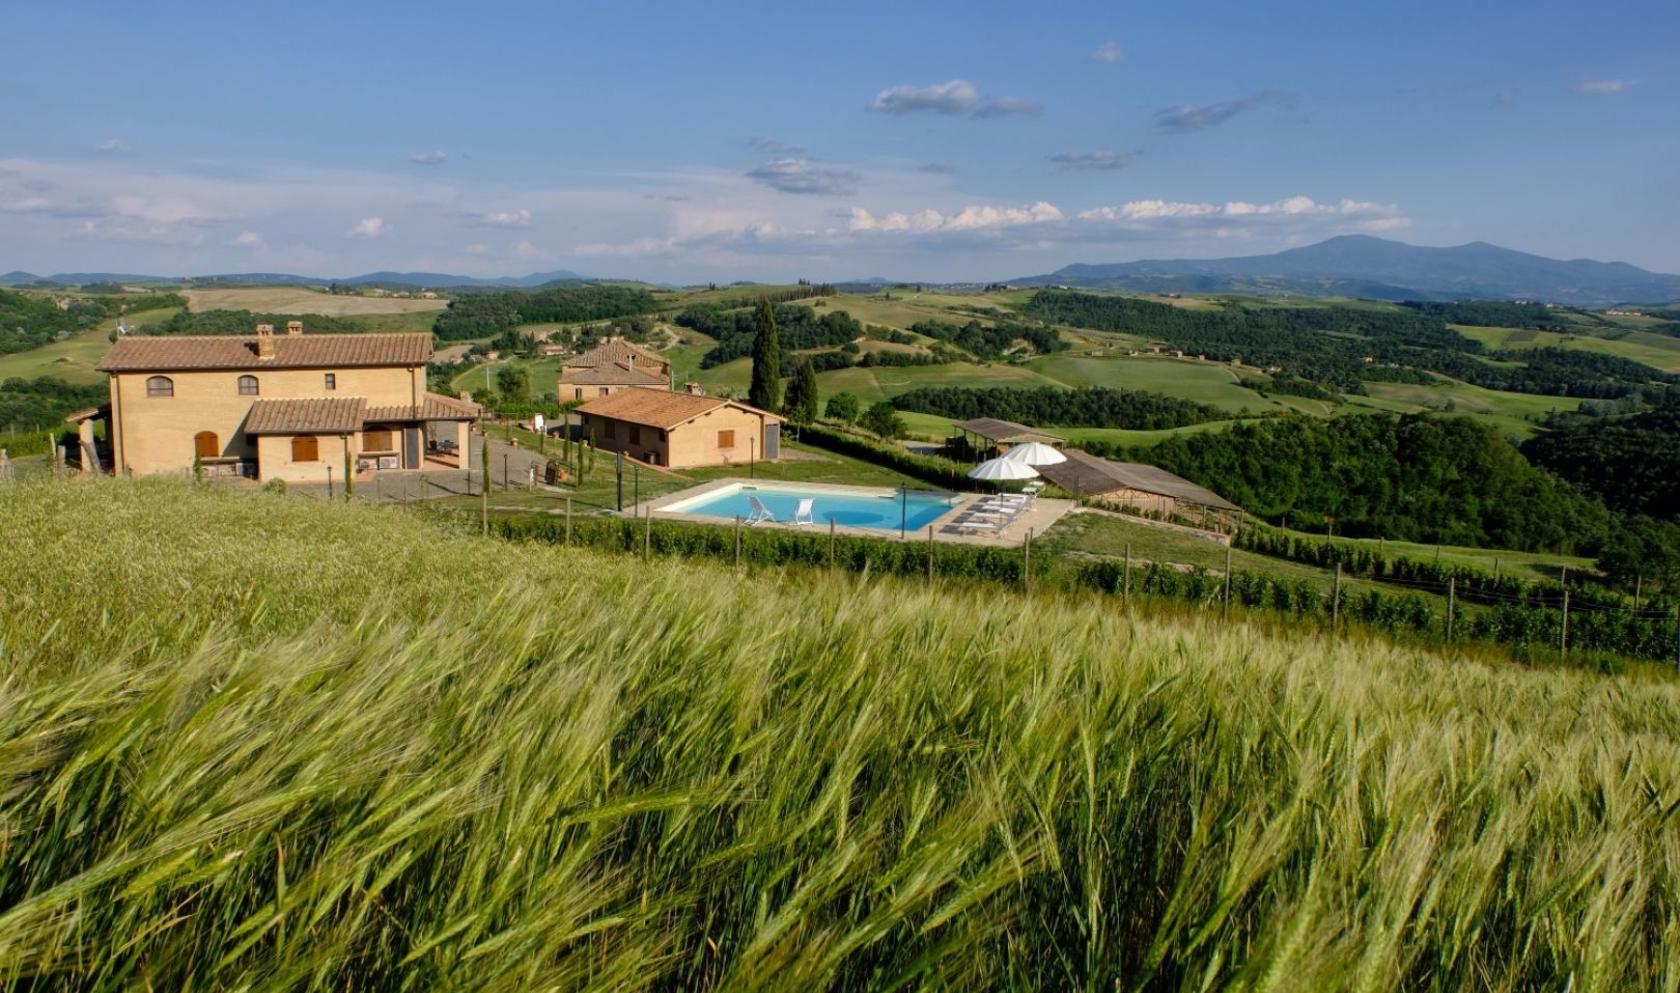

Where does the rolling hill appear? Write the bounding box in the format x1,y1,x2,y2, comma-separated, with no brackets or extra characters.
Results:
1014,235,1680,307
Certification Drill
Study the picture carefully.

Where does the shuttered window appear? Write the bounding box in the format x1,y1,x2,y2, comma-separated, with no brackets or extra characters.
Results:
193,431,219,459
237,375,259,396
291,436,319,462
717,430,735,448
363,430,395,452
146,376,173,397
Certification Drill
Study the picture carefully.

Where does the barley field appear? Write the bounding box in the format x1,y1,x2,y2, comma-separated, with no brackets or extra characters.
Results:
181,286,449,316
1,479,1677,991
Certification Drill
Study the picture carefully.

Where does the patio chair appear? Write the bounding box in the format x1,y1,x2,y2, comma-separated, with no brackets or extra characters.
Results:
746,495,777,526
791,498,816,526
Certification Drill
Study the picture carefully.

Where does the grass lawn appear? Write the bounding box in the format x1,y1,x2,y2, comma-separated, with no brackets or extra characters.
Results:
449,355,567,399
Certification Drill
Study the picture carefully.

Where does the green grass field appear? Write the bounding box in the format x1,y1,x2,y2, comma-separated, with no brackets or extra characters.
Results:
1359,377,1585,438
1027,353,1284,414
3,478,1677,990
1453,324,1680,372
0,308,181,384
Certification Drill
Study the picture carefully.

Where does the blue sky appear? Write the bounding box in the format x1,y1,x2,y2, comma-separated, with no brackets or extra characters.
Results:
2,0,1675,282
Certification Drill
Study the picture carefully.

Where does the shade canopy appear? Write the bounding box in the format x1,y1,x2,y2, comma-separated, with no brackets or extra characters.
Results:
1001,442,1067,467
968,456,1041,481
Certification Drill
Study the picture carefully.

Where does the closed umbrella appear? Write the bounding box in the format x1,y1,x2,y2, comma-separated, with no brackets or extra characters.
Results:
1001,442,1066,467
968,456,1040,481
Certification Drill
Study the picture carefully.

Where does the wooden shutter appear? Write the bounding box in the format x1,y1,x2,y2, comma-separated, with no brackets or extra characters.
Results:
193,431,219,459
291,436,319,462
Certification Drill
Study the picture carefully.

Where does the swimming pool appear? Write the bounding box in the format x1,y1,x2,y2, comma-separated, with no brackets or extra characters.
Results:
660,483,957,532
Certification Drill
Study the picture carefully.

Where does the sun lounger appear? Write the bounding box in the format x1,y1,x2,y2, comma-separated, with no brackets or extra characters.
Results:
746,495,776,525
791,498,815,526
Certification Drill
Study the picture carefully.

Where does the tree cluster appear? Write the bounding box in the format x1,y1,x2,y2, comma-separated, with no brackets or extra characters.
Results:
0,376,108,432
1130,413,1613,554
891,385,1228,431
433,285,657,341
677,304,862,367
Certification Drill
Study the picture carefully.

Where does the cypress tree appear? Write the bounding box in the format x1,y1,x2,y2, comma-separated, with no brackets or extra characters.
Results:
748,299,782,412
785,357,819,424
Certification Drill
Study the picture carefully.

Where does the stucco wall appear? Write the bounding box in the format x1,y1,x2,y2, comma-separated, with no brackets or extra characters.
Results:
255,433,358,484
109,364,419,476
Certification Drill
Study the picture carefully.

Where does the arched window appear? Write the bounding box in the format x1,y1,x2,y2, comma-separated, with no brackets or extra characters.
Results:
193,431,219,459
146,376,174,398
291,436,319,462
238,375,259,396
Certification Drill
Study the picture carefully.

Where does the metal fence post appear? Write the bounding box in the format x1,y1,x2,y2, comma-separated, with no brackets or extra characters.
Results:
565,497,572,545
644,510,652,561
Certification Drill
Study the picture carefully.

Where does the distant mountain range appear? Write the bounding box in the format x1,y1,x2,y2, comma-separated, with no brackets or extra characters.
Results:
1012,236,1680,308
0,269,590,290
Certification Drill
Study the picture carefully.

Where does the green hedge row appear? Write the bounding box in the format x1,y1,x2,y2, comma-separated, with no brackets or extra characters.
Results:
797,423,1002,493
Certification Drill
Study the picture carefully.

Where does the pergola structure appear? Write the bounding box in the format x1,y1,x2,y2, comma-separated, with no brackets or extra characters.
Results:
949,417,1064,461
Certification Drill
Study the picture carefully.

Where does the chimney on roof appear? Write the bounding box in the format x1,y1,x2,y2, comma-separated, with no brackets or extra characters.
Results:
255,323,275,359
286,320,303,336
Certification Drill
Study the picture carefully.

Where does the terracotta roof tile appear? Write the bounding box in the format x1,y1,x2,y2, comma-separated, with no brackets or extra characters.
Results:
577,388,778,430
562,360,668,386
244,397,368,435
567,338,666,370
97,333,432,372
364,392,482,423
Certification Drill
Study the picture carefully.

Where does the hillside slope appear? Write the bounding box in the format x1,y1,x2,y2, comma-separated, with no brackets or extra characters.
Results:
1,480,1676,991
1016,235,1680,306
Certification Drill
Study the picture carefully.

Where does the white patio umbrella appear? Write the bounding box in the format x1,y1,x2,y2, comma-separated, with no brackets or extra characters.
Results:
968,456,1040,481
1001,442,1067,467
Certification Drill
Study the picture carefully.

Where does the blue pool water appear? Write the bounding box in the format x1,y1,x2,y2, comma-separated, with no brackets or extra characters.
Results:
664,484,955,532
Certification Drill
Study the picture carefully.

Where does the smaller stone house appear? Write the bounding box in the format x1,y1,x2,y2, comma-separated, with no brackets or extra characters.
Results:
576,388,780,469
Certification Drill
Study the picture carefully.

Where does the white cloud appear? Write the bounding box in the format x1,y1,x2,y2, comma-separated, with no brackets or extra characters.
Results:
974,97,1043,119
1575,78,1626,95
868,80,1043,119
97,138,131,154
1078,195,1405,228
230,230,267,250
348,216,387,239
511,239,543,260
745,158,860,196
848,201,1063,234
465,242,489,255
1092,41,1125,63
869,79,981,115
475,208,532,227
1050,149,1139,171
410,150,448,165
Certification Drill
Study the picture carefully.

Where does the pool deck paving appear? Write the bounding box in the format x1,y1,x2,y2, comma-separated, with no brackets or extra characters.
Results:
626,477,1074,547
